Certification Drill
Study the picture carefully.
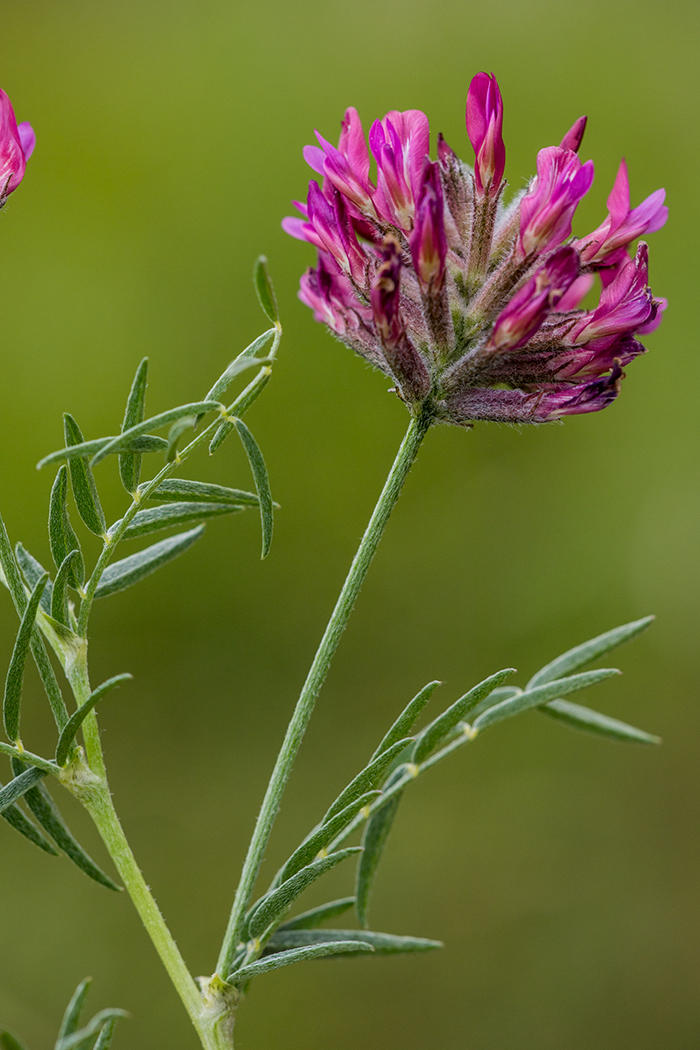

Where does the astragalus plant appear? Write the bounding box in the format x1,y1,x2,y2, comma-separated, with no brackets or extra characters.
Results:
1,73,666,1050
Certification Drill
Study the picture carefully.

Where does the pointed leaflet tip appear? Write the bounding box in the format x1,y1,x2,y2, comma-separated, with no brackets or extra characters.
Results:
254,256,280,326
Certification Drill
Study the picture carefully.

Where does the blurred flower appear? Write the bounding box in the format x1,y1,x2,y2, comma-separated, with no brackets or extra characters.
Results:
283,73,667,424
0,88,34,207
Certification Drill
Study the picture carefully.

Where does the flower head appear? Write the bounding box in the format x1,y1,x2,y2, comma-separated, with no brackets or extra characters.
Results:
284,74,666,425
0,88,34,207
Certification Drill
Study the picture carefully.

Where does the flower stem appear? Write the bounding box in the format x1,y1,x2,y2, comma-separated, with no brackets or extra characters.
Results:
216,404,433,977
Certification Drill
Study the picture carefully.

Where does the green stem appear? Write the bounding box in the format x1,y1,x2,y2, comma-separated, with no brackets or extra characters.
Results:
216,405,433,977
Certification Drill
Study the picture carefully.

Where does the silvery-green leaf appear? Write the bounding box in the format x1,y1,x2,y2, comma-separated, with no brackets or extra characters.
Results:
467,685,522,722
119,357,149,493
473,668,621,732
144,478,259,506
56,674,132,766
63,415,106,536
265,928,442,956
230,940,372,984
125,434,168,453
94,526,205,599
323,738,413,825
0,514,69,731
0,775,59,855
55,981,91,1045
527,616,654,690
227,367,273,419
279,897,356,931
253,256,279,325
233,419,273,558
413,668,516,763
540,698,661,745
248,847,361,940
56,1011,127,1050
4,573,49,743
11,758,120,889
122,502,243,540
48,467,84,590
204,330,275,404
1,1031,30,1050
0,768,47,816
15,544,53,614
209,420,234,455
371,680,441,762
166,415,197,462
91,402,222,466
51,552,80,627
92,1019,118,1050
282,790,381,883
355,774,404,928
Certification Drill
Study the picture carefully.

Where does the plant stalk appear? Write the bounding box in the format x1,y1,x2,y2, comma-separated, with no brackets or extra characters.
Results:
217,404,433,977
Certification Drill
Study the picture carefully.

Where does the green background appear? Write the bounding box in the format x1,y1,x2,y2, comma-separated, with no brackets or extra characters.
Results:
0,1,697,1047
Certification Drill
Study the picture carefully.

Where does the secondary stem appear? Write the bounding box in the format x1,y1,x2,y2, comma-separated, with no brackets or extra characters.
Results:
217,404,433,977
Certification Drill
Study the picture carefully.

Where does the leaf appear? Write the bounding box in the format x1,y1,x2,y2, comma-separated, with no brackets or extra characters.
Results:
166,415,197,462
48,467,84,590
0,513,69,731
281,790,381,882
63,415,106,536
253,256,279,325
56,674,132,766
467,685,522,722
370,680,441,762
248,847,361,940
233,419,273,558
121,502,244,540
265,928,442,956
0,767,47,815
91,401,222,466
230,940,373,983
92,1019,119,1050
279,897,356,931
527,616,655,690
208,420,234,455
539,699,661,745
0,776,59,855
55,980,91,1044
56,1012,127,1050
204,329,276,404
473,668,621,732
323,738,413,825
15,543,53,614
125,434,168,453
3,573,49,742
144,479,260,506
11,758,120,889
93,525,206,600
413,668,517,763
355,773,404,928
51,552,81,627
1,1031,30,1050
119,357,149,493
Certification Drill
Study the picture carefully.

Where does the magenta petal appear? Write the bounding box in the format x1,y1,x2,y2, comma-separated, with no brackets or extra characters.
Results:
17,121,35,160
606,160,631,232
303,144,326,175
559,116,587,153
338,107,371,185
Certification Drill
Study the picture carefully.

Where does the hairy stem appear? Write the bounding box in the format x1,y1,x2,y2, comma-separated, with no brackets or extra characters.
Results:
217,404,433,977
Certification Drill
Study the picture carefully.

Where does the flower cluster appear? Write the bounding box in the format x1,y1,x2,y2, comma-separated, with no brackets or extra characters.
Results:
283,74,667,424
0,88,35,208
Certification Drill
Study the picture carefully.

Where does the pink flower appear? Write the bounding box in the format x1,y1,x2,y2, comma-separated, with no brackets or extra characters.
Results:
518,146,595,259
369,110,430,230
408,160,447,295
575,159,667,265
303,108,375,213
284,78,667,426
488,247,579,351
0,89,34,206
466,73,505,198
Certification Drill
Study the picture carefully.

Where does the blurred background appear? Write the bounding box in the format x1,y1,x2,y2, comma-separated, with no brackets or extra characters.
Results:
0,0,697,1047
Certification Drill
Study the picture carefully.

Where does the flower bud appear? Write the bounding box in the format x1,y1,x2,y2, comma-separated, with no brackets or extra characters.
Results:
0,89,34,206
409,160,447,295
466,73,505,198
